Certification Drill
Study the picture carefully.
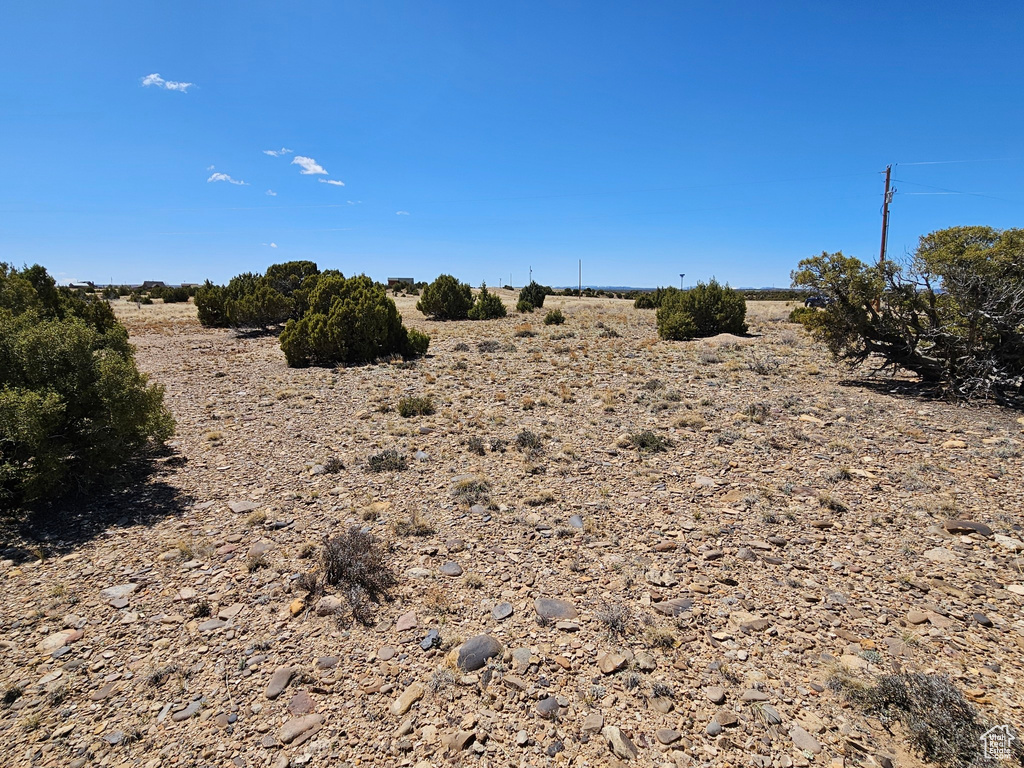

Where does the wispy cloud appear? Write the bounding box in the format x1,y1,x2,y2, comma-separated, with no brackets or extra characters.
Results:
263,147,293,157
206,164,216,171
292,156,327,175
319,179,345,186
266,189,277,196
347,200,362,205
207,172,248,185
395,210,410,215
141,73,194,92
262,242,278,248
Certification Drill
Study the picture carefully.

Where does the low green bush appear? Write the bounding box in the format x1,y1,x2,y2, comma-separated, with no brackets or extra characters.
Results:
0,264,174,513
656,279,747,340
417,274,473,320
280,274,428,367
516,298,534,313
518,280,550,310
467,284,507,320
397,395,435,417
543,309,565,325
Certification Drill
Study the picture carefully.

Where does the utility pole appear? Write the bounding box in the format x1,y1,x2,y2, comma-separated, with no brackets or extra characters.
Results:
578,260,582,299
679,273,685,290
529,266,532,284
879,164,894,263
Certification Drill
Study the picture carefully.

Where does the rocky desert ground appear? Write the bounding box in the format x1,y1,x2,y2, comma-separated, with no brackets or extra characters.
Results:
3,291,1024,768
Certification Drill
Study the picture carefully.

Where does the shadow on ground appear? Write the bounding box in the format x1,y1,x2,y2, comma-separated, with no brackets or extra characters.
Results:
1,451,194,564
839,377,1024,413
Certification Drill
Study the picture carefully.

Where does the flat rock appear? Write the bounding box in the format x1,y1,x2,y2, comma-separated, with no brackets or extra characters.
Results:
923,547,957,563
598,651,628,674
439,561,463,577
37,629,79,654
652,598,693,616
492,602,513,621
391,683,424,716
457,634,502,671
536,696,559,717
603,726,639,760
198,618,226,632
943,520,993,538
278,714,324,744
704,686,726,704
265,666,296,699
100,583,137,600
534,597,577,620
287,691,315,715
171,699,202,722
656,728,681,745
582,711,604,733
395,611,418,631
790,724,823,754
315,596,344,616
228,500,259,514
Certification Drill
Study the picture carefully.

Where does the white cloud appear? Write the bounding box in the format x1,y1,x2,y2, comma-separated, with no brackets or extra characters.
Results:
261,242,278,248
206,164,216,171
265,189,277,196
207,172,248,185
395,210,410,215
319,179,345,186
263,148,293,157
141,73,194,92
292,155,327,175
347,200,362,205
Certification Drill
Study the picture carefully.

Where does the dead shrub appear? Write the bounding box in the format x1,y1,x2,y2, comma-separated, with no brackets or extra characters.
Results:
319,527,397,625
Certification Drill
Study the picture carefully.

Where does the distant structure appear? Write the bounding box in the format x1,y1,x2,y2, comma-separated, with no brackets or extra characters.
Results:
181,282,200,289
141,280,167,290
387,277,414,287
69,281,95,290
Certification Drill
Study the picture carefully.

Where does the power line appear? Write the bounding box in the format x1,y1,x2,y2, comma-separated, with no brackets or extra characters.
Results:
893,178,1019,205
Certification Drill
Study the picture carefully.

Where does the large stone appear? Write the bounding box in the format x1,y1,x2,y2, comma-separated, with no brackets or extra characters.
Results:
923,547,957,563
395,611,418,632
439,562,463,577
704,686,726,704
652,598,693,616
171,699,202,722
602,726,638,761
37,629,79,655
598,651,627,674
457,634,502,672
100,583,137,600
228,500,259,514
534,597,577,621
943,520,994,538
492,602,513,621
390,683,424,716
278,714,324,744
265,666,296,699
790,725,823,754
314,596,344,616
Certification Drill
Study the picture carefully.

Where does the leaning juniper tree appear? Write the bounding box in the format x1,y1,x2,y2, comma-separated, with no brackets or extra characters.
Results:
791,226,1024,402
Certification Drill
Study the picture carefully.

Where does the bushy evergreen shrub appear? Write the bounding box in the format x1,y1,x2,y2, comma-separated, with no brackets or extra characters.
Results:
467,284,507,320
516,298,535,313
634,286,678,309
518,281,550,310
196,261,320,329
416,274,473,320
543,309,566,325
0,264,174,512
656,279,747,340
279,273,428,367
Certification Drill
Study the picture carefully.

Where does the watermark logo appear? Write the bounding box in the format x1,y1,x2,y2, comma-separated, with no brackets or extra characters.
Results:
981,725,1016,761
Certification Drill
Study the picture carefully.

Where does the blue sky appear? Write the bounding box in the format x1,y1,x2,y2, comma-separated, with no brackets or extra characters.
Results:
1,2,1021,288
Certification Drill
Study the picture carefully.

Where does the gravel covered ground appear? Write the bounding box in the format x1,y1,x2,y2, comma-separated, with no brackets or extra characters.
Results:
2,292,1023,768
